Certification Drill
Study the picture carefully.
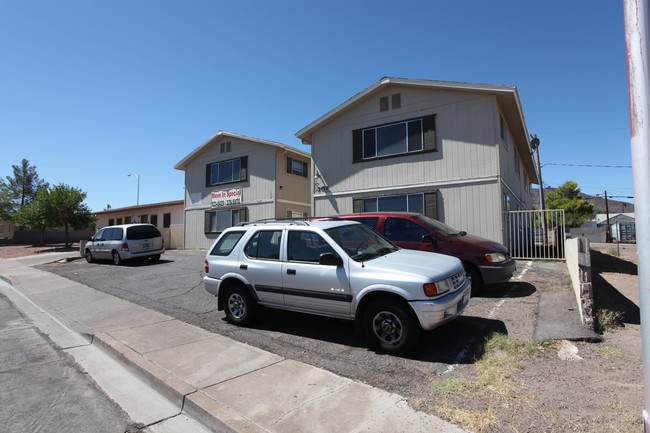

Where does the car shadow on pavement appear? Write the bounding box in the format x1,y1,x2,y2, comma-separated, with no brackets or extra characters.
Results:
91,258,172,267
475,281,536,299
238,309,505,364
402,315,508,363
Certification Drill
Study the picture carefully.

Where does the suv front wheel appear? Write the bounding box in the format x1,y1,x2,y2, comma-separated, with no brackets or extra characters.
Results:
363,300,420,353
223,284,257,326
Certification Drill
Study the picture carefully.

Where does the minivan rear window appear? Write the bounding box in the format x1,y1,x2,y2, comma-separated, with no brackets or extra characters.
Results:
126,225,161,240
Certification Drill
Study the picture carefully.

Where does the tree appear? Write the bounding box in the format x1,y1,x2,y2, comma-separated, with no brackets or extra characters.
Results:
1,159,48,217
43,184,96,247
17,184,96,247
0,183,14,220
13,189,50,244
545,181,595,228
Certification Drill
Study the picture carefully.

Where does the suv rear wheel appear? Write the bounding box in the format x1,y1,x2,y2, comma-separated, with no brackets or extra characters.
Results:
223,285,257,326
363,300,420,353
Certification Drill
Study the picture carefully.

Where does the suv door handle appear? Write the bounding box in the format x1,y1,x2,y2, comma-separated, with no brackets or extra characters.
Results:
287,269,296,275
240,264,248,270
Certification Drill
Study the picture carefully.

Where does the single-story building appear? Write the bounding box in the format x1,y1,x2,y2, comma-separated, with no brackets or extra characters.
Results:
174,131,312,249
295,77,539,245
93,200,184,249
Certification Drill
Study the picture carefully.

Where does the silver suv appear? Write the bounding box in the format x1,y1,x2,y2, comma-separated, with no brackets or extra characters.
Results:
203,220,471,353
85,224,165,265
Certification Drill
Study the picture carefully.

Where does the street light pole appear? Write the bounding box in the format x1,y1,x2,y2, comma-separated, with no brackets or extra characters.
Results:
128,174,140,206
530,134,544,211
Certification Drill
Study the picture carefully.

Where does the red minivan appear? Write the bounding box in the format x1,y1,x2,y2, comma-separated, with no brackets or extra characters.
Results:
333,212,516,289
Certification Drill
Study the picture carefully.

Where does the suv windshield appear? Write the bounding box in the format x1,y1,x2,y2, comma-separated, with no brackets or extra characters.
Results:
325,224,397,262
412,214,466,237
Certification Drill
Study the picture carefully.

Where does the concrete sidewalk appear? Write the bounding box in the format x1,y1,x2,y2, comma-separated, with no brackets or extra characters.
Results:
0,252,466,433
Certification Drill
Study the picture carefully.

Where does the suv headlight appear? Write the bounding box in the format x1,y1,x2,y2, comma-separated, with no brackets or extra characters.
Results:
423,278,453,297
485,253,507,264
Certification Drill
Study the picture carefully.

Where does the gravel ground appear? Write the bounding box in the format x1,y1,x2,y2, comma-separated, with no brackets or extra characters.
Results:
0,243,81,259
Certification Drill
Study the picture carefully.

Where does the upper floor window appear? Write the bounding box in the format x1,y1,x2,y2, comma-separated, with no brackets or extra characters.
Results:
206,156,248,187
287,157,308,177
352,114,436,162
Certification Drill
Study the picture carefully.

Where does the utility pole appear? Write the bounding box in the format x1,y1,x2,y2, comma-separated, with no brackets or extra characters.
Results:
605,191,611,243
623,0,650,430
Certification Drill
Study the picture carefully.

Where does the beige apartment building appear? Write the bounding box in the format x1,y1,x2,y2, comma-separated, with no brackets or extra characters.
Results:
175,131,311,249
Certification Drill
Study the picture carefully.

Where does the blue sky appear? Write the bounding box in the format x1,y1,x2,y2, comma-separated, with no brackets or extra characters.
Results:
0,0,633,212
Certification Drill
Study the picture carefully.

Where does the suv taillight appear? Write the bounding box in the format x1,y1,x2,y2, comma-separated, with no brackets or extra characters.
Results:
204,259,209,274
121,242,129,251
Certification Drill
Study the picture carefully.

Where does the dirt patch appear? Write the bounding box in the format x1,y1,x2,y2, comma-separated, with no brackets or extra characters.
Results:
412,249,643,433
0,243,80,259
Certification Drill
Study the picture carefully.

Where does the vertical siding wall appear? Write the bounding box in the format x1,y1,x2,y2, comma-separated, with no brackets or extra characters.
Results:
497,111,533,211
311,86,510,243
275,150,312,216
183,138,278,249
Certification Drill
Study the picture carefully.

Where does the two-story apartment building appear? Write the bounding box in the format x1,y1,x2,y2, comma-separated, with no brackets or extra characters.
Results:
296,77,539,244
175,131,311,249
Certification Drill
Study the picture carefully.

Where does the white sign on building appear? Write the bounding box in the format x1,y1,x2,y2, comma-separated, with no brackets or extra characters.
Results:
211,188,243,208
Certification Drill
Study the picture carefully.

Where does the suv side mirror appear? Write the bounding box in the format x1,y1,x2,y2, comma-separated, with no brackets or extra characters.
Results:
319,252,343,267
422,234,437,244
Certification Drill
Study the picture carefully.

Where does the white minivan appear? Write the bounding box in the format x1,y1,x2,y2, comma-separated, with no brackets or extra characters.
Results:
85,224,165,265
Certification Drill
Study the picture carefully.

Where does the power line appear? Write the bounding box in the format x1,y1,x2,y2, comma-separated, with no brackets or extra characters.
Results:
542,163,632,168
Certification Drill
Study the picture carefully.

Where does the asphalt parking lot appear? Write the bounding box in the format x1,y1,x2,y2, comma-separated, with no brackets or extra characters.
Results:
38,250,566,399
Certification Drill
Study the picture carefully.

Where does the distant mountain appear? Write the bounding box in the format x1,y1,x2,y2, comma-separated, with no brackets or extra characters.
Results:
532,188,634,214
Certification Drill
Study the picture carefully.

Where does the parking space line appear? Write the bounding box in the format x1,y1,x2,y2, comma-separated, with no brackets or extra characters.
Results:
442,261,533,374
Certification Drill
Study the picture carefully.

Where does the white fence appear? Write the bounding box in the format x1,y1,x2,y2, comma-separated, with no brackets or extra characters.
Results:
506,209,566,260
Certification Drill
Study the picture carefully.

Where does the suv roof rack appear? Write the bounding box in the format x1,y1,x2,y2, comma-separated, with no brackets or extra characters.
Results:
236,218,311,227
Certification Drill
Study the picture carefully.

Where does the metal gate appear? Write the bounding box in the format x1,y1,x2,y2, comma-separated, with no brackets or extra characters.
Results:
506,209,566,260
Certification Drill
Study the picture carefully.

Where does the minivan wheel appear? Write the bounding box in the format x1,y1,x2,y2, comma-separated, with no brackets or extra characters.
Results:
84,249,94,263
223,285,257,326
363,300,420,353
112,251,122,265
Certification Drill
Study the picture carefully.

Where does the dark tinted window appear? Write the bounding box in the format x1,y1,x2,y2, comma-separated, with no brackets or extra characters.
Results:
105,227,123,240
345,217,379,230
244,231,281,260
384,218,430,243
210,231,245,256
287,231,335,263
126,225,161,240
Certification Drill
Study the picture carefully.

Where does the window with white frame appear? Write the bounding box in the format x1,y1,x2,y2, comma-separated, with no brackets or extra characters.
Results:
362,119,423,159
363,193,424,214
287,157,308,177
206,157,247,187
205,208,246,233
353,114,436,162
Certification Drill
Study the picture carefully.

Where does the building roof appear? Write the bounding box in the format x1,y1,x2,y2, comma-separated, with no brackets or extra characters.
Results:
94,200,184,216
295,77,539,183
595,213,635,224
174,130,311,171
